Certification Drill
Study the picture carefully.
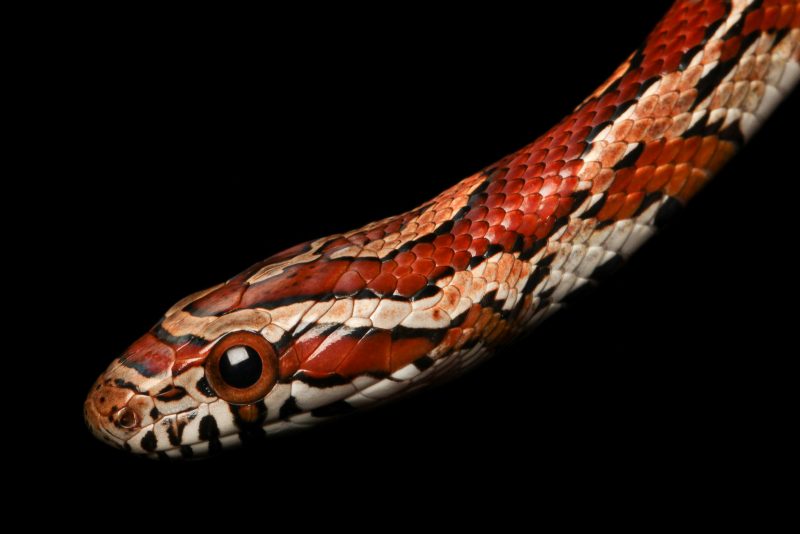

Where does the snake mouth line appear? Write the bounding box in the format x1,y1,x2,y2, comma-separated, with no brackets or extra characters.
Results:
130,417,309,458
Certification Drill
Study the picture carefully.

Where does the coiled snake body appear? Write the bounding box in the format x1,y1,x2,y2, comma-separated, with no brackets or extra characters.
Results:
86,0,800,458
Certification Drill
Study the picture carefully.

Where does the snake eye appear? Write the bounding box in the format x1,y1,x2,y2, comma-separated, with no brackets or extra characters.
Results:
220,346,262,388
205,331,278,404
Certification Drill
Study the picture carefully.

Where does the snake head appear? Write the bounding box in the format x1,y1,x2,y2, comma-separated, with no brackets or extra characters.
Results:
83,274,289,458
86,230,489,458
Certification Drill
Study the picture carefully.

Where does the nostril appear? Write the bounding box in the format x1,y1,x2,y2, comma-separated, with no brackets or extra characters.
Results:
115,407,138,429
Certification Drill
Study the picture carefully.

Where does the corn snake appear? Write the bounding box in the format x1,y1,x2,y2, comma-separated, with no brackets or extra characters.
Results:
85,0,800,458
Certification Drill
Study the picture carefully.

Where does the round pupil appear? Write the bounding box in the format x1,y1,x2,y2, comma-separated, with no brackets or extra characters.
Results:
219,345,262,389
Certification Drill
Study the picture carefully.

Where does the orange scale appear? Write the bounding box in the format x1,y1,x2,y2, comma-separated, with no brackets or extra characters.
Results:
761,5,780,28
663,50,683,72
504,168,525,183
451,219,471,236
665,164,691,197
452,233,473,251
466,206,488,221
581,99,598,114
555,197,574,218
460,304,483,329
395,251,417,267
394,265,412,278
537,195,560,219
520,176,544,195
593,105,615,124
569,123,592,142
622,166,648,193
597,192,626,220
279,347,301,380
350,260,381,282
692,137,719,168
522,164,545,181
301,334,360,375
433,247,454,266
517,213,541,236
521,193,543,213
368,272,398,295
188,282,245,316
534,216,555,240
396,274,428,297
631,166,656,192
571,112,596,132
677,168,710,201
676,136,701,162
563,140,586,160
434,234,455,248
452,251,471,271
557,176,579,196
347,232,368,246
483,226,503,244
336,330,392,377
471,237,490,257
486,180,507,195
526,148,548,165
333,271,367,295
503,178,525,195
486,207,506,226
637,140,665,166
293,328,329,363
469,221,489,239
686,27,705,47
543,160,566,175
708,141,735,174
551,131,571,147
645,168,675,193
412,242,435,258
616,192,645,220
743,8,765,34
504,193,523,211
381,260,397,274
497,229,519,251
486,193,506,209
778,4,796,28
544,145,568,163
384,221,402,234
390,337,435,371
617,82,639,103
720,35,742,62
412,258,436,277
641,58,665,80
502,210,524,232
506,154,529,168
539,177,562,197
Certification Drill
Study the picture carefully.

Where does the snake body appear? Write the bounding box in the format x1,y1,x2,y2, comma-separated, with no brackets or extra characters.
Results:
86,0,799,458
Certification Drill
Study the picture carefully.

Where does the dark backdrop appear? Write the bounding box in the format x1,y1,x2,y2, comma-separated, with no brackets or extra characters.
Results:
42,1,795,513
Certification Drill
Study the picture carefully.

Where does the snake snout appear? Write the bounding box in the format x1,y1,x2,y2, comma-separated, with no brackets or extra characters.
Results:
84,378,147,447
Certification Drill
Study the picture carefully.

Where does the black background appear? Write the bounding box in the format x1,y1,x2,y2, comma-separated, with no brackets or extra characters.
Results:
37,1,795,514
